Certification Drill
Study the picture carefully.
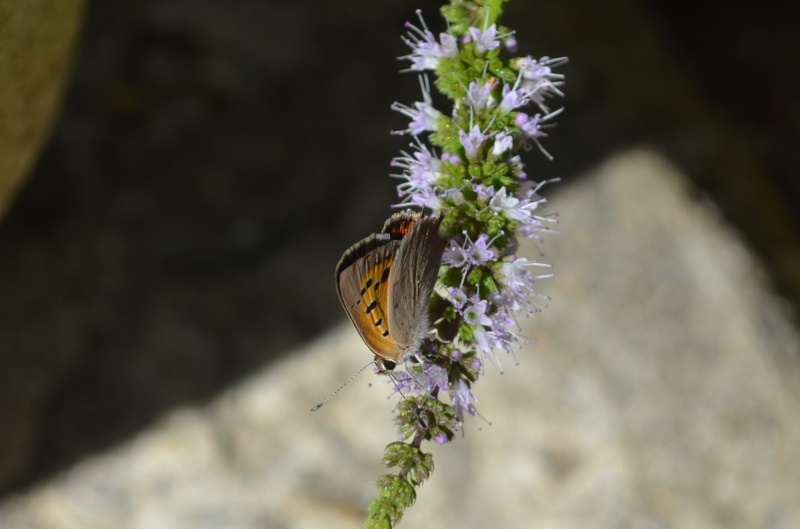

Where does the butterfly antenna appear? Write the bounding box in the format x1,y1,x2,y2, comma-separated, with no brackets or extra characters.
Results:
386,370,411,411
403,354,437,392
387,368,436,430
384,357,438,413
311,359,374,411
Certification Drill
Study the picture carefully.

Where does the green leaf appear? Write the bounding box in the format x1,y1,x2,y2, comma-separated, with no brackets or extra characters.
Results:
363,475,416,529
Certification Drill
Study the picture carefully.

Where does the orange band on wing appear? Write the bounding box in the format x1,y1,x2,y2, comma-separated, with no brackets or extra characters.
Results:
340,253,403,362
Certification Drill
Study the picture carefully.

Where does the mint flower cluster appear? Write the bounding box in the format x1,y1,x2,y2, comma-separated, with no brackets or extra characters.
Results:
364,1,565,527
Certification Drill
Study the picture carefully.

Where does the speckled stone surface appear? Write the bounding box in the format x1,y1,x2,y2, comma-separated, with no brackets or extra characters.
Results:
1,149,797,529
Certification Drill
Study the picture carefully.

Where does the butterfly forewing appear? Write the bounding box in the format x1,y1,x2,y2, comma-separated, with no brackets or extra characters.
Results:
336,235,404,361
387,215,446,354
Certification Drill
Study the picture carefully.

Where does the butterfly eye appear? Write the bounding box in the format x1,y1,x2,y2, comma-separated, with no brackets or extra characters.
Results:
378,359,396,372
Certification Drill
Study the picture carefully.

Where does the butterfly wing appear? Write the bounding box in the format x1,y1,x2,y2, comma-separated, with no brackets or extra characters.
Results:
386,214,446,355
382,210,420,240
335,234,404,362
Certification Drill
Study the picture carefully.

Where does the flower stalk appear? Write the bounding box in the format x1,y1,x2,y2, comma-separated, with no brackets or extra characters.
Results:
363,1,566,527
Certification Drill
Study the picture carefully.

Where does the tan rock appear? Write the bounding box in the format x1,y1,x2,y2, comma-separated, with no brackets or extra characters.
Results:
0,0,85,220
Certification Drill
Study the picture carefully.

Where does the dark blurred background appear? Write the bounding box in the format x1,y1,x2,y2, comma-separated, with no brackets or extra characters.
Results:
0,0,798,498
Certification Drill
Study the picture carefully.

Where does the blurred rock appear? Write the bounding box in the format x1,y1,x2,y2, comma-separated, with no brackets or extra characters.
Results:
0,149,797,529
0,0,86,219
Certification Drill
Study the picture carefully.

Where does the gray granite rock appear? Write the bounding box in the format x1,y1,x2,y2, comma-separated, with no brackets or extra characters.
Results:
1,149,798,529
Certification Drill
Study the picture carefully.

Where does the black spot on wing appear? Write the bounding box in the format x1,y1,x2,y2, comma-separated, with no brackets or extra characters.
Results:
360,278,374,297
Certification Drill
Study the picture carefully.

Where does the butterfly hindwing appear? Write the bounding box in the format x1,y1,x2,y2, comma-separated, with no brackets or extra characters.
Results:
335,234,403,361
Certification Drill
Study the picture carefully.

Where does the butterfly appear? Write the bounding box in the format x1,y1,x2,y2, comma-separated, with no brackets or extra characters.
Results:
335,210,447,372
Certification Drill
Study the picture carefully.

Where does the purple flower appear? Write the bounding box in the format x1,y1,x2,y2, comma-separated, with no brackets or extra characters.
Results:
391,363,449,395
500,257,553,309
509,155,527,180
443,232,497,276
504,36,518,52
501,257,534,298
516,55,567,110
472,183,494,200
499,85,529,113
514,109,563,160
466,233,494,265
443,240,469,268
487,310,523,354
392,142,440,189
511,180,559,240
440,187,465,206
515,113,546,140
441,152,461,165
463,298,492,326
391,141,443,211
467,81,493,110
452,379,478,421
433,432,450,445
491,290,521,313
391,76,442,135
458,125,486,160
409,185,442,211
449,287,468,310
489,187,537,222
400,10,458,71
492,132,513,156
468,24,500,54
440,34,459,56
